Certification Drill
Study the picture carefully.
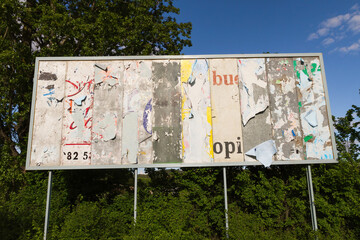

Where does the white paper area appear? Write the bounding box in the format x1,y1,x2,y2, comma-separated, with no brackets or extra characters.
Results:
245,140,277,167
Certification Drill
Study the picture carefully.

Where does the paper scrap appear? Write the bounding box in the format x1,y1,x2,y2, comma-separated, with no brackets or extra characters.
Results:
304,109,318,127
238,59,269,126
297,71,311,90
74,96,87,106
245,140,277,167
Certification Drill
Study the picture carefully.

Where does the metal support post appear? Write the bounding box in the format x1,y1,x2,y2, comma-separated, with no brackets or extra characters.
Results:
44,171,53,240
306,165,318,234
223,167,229,239
134,168,138,224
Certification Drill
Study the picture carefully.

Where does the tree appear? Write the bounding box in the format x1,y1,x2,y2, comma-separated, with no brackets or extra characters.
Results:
0,1,191,238
333,104,360,161
0,0,192,194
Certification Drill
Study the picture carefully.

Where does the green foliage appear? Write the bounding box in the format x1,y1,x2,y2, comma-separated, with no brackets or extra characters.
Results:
143,168,226,238
0,0,192,197
132,194,201,239
0,1,192,239
229,165,310,232
58,198,132,239
333,105,360,160
61,169,134,202
228,204,300,240
312,159,360,239
0,171,69,239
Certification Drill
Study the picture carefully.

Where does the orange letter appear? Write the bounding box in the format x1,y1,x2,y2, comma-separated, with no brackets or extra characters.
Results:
224,75,234,85
213,71,222,85
234,75,239,85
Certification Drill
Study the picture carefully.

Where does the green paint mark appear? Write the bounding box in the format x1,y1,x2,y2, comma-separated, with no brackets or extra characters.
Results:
317,65,321,71
296,71,300,79
298,101,302,112
280,60,289,65
293,60,297,71
303,67,309,77
276,80,281,84
311,63,317,73
304,135,313,142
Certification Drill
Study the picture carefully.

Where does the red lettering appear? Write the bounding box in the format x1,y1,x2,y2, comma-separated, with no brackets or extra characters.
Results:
212,71,222,85
212,72,240,86
234,75,239,85
224,75,234,85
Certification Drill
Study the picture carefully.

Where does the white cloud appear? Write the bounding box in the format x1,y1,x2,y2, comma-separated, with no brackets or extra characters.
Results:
321,14,350,28
317,27,329,36
350,3,359,11
339,43,359,53
322,38,335,45
348,14,360,33
307,4,360,50
308,33,319,40
334,39,360,53
307,28,330,40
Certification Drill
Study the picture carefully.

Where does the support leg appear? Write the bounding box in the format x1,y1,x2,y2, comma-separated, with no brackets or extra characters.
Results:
44,171,53,240
134,168,138,224
306,165,318,236
223,167,229,239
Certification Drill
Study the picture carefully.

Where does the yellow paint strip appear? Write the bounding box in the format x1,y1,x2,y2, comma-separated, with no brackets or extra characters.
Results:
207,106,214,158
181,60,193,157
181,60,192,82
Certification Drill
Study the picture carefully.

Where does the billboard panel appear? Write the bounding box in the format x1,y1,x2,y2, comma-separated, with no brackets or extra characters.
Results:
26,54,337,170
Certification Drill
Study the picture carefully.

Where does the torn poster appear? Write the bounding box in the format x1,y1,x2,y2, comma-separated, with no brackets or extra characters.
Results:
238,58,269,126
61,61,95,166
238,58,272,162
245,140,277,167
121,112,138,164
210,59,244,162
266,58,303,160
181,59,213,163
122,60,153,164
152,60,182,163
92,61,123,165
30,61,66,167
295,57,333,160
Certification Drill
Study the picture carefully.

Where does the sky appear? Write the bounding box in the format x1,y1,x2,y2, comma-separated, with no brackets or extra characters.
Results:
173,0,360,117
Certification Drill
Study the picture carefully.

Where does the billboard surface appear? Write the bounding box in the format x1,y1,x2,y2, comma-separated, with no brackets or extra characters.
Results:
26,54,337,170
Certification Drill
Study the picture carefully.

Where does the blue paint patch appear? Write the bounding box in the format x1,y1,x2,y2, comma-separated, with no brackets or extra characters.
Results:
43,90,55,96
292,130,296,137
46,97,56,106
143,99,152,134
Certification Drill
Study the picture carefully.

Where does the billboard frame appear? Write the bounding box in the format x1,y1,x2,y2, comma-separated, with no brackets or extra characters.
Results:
26,53,338,170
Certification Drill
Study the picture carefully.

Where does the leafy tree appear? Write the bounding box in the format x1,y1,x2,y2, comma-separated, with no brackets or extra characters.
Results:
0,0,191,195
1,1,191,238
144,168,226,238
311,104,360,238
333,104,360,161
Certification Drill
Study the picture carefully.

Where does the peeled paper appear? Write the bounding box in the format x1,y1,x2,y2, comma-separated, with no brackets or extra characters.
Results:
304,110,318,128
245,140,277,167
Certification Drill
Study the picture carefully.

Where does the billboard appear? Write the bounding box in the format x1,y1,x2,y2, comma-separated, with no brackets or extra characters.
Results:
26,54,337,170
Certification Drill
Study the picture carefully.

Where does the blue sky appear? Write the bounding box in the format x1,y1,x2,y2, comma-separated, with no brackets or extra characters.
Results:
174,0,360,117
